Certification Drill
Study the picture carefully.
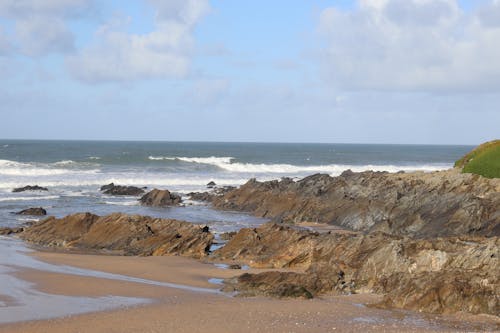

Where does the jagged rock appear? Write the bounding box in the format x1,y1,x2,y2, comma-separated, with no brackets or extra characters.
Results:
140,189,182,207
212,169,500,238
188,191,215,202
12,185,48,193
20,213,213,258
15,207,47,216
0,227,24,235
100,183,145,196
207,181,216,188
220,231,237,241
213,223,499,315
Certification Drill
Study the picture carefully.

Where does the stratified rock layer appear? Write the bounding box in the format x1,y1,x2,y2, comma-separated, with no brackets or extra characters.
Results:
214,223,499,315
139,189,182,207
20,213,213,258
212,169,500,238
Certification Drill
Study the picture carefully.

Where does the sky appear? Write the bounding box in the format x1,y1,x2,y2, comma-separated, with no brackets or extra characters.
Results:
0,0,499,145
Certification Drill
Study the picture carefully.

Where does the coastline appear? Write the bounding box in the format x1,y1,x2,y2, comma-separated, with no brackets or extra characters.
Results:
2,247,499,333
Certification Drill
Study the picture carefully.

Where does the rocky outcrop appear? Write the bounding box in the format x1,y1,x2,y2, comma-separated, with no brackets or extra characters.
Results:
12,185,48,193
100,183,145,196
15,207,47,216
20,213,213,258
214,223,499,315
188,186,236,203
0,227,24,235
212,170,500,238
139,189,182,207
207,181,216,188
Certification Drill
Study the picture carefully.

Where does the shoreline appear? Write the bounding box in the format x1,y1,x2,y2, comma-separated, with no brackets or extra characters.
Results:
0,240,498,332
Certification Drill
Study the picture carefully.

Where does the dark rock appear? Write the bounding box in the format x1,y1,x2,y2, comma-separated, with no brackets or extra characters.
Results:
12,185,48,193
101,183,145,196
212,169,500,238
20,213,213,258
202,226,209,233
188,191,215,202
207,181,216,188
229,264,241,270
15,207,47,216
140,189,182,207
0,227,24,235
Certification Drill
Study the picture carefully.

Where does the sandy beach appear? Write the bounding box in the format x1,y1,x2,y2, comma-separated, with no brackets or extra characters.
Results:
0,248,498,333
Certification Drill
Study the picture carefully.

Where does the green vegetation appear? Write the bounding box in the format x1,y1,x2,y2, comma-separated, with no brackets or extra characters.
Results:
455,140,500,178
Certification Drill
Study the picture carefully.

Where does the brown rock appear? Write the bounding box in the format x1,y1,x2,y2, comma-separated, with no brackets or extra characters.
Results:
0,227,24,235
213,223,499,315
20,213,213,258
140,189,182,207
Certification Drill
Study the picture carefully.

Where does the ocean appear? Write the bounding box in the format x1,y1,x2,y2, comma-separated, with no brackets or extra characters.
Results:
0,140,472,233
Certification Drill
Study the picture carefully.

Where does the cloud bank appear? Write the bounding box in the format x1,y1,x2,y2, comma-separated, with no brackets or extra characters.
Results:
67,0,210,82
318,0,500,92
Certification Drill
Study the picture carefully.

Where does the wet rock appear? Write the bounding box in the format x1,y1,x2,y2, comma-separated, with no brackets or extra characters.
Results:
229,264,241,270
220,231,237,241
15,207,47,216
12,185,48,193
212,169,500,238
188,191,215,202
0,227,24,235
139,189,182,207
101,183,145,196
20,213,213,258
207,181,216,188
213,223,499,315
202,225,210,233
225,271,313,299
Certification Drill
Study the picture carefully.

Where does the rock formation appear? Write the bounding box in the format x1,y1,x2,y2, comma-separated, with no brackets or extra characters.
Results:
15,207,47,216
20,213,213,258
12,185,48,193
212,169,500,238
100,183,145,196
139,189,182,207
214,223,499,315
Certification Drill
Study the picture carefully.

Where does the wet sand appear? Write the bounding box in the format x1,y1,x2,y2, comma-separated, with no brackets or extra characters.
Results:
1,250,499,333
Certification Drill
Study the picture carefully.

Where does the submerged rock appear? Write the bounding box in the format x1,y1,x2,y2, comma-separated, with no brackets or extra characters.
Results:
139,189,182,207
20,213,213,258
12,185,48,193
100,183,145,196
213,223,499,315
212,169,500,238
0,227,24,235
15,207,47,216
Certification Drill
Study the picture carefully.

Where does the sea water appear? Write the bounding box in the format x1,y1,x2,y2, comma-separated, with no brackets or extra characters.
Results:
0,140,471,232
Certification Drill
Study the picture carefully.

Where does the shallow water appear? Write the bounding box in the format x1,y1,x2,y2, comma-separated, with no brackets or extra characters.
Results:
0,236,223,324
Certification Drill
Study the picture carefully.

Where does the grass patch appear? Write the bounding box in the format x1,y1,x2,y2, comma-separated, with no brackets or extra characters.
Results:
455,140,500,179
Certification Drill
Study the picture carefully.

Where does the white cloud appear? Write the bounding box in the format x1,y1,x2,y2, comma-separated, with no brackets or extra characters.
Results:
67,0,210,82
0,0,93,57
15,17,74,56
318,0,500,92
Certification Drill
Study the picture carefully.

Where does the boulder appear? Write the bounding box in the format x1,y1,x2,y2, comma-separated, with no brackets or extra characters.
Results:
207,181,216,188
20,213,213,258
139,189,182,207
12,185,48,193
100,183,145,196
15,207,47,216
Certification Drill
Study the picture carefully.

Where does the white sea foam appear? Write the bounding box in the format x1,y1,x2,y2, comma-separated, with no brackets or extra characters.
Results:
0,195,60,202
0,159,100,176
145,156,450,174
104,200,139,206
88,156,101,160
149,156,234,164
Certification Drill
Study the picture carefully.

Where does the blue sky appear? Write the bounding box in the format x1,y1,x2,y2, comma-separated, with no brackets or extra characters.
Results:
0,0,499,144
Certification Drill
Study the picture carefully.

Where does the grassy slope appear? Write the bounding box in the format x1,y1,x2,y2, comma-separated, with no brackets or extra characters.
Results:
455,140,500,179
